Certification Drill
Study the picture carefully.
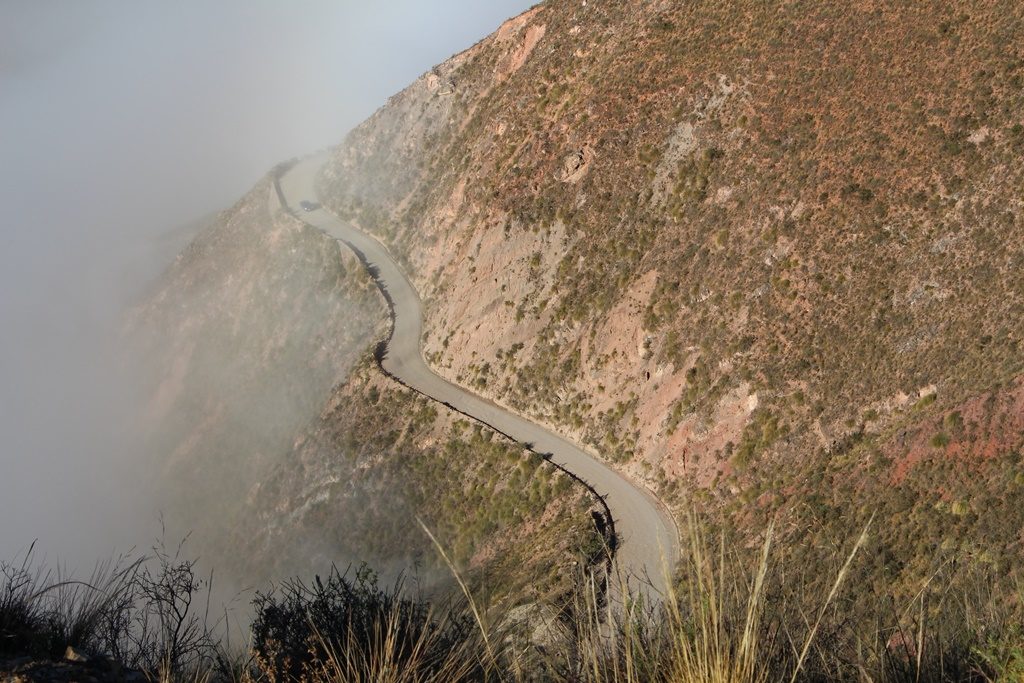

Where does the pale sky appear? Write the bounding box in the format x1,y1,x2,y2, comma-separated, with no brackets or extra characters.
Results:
0,0,535,563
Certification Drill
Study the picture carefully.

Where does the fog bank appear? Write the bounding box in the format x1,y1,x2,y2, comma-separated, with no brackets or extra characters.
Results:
0,0,533,565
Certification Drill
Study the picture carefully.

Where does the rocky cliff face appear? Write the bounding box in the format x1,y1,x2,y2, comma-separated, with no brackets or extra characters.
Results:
318,0,1024,590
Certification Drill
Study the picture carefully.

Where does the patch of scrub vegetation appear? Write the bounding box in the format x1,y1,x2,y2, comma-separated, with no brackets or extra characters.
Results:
6,514,1024,682
224,353,603,602
308,3,1024,677
731,408,788,469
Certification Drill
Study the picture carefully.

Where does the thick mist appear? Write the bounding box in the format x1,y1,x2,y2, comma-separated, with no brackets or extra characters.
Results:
0,0,534,566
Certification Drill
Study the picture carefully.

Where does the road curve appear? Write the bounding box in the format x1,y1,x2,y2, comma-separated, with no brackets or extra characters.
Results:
279,153,679,600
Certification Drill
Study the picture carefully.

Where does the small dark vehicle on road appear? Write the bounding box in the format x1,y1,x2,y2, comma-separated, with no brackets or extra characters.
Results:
299,200,320,212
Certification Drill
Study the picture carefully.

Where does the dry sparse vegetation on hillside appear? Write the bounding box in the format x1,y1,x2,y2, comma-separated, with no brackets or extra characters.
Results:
5,517,1024,682
227,356,604,599
128,163,602,604
319,0,1024,615
87,1,1024,679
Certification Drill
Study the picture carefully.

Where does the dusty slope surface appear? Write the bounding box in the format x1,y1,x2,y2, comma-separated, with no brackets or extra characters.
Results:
282,155,677,597
316,0,1024,598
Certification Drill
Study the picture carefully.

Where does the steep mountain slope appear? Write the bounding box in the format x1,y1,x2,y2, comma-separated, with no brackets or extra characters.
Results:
230,358,601,595
129,171,383,542
318,0,1024,597
130,166,599,593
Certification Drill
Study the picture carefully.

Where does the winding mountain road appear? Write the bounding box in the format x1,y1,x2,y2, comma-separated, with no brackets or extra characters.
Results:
279,153,679,600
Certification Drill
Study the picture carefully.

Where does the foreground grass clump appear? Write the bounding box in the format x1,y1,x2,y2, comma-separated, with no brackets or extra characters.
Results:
0,545,138,661
0,539,234,681
4,520,1024,682
250,567,489,683
560,519,860,683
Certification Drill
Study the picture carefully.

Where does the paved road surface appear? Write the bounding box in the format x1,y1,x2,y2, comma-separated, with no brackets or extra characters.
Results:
279,153,679,600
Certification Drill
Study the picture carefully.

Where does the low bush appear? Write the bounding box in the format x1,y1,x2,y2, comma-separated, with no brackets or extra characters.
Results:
0,537,233,681
251,566,486,683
